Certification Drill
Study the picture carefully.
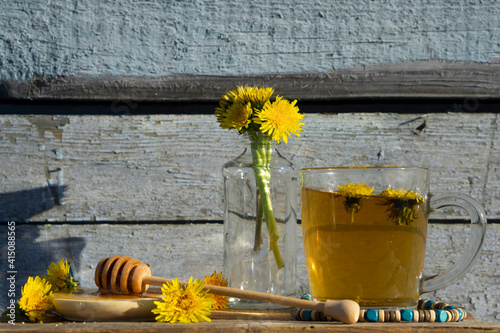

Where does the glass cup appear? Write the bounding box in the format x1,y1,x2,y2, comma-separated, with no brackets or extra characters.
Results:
299,166,487,309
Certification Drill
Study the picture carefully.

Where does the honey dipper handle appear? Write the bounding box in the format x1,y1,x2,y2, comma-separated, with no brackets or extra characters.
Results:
144,276,359,324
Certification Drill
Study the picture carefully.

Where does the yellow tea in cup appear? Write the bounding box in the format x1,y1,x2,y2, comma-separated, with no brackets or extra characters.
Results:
300,167,486,309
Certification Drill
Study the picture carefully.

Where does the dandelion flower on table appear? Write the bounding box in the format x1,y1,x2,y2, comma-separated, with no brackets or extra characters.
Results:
152,277,215,323
18,276,53,323
44,259,79,292
204,271,229,310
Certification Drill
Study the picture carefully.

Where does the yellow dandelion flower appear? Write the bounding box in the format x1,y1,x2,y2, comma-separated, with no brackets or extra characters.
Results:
381,187,424,226
214,85,305,269
44,259,79,292
219,102,253,131
216,86,275,130
337,183,374,223
217,86,274,113
381,187,423,201
337,183,374,198
204,271,228,310
253,96,304,143
233,86,274,108
18,276,53,323
152,277,215,323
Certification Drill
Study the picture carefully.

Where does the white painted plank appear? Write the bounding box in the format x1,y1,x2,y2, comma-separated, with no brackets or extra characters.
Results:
1,1,499,81
0,113,497,222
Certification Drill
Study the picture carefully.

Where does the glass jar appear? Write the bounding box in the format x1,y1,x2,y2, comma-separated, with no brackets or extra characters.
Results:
222,136,298,309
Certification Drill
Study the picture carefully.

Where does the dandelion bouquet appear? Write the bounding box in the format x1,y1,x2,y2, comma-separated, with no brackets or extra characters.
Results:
215,86,304,268
3,259,79,324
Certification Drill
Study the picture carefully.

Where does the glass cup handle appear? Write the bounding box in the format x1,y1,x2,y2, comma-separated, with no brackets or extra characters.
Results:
421,193,487,293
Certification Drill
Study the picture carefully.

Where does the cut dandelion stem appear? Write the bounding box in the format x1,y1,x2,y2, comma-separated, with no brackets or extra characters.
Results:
251,138,284,269
216,86,304,270
253,188,264,251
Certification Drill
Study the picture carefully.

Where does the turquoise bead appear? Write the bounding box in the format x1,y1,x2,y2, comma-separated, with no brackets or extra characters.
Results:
424,300,435,310
366,309,379,322
435,310,448,322
400,309,414,321
301,309,312,321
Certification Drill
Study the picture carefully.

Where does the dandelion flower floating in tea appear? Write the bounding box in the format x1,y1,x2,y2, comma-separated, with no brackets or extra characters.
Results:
337,182,374,223
381,187,425,226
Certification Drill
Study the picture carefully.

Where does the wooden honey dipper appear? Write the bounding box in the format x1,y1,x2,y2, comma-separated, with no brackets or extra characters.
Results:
95,255,360,324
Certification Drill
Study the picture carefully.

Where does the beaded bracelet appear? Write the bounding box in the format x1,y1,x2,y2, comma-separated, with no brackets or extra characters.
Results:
295,294,468,323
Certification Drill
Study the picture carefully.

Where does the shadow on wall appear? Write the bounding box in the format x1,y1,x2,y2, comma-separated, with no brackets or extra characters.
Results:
0,185,67,221
0,185,85,312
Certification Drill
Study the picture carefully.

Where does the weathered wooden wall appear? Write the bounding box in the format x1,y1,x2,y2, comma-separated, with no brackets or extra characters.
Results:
0,109,498,323
1,0,499,80
0,111,498,222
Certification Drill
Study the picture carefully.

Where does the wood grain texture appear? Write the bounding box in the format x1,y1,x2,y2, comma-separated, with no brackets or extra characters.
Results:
1,1,499,81
0,223,498,323
0,113,498,222
2,61,500,101
1,314,498,332
0,312,498,332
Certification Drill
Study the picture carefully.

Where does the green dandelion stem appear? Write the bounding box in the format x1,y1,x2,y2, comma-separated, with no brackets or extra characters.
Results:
253,189,264,251
251,139,284,269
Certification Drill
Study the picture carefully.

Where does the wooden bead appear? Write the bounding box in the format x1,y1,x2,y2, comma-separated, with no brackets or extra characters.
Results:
378,310,385,322
438,302,449,310
425,310,436,322
311,310,318,321
384,310,391,322
412,310,419,322
394,310,401,322
358,309,366,322
419,310,425,322
448,309,457,322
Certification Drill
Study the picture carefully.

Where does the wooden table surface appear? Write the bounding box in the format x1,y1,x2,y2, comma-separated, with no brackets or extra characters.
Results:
2,308,500,332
